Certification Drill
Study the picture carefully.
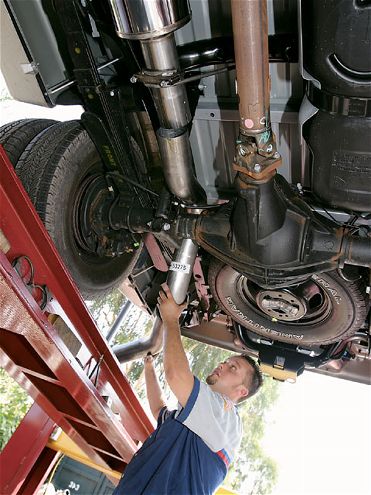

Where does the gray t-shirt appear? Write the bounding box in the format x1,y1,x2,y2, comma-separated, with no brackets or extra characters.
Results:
175,380,242,466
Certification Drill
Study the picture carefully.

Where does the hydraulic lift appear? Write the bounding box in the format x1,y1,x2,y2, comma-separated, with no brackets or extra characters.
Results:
0,146,236,494
0,145,155,493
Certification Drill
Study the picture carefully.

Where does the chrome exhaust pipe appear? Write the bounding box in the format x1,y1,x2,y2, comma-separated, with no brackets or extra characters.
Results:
157,128,206,205
113,316,163,363
140,35,191,129
109,0,191,128
109,1,202,363
109,0,206,204
109,0,191,41
113,238,198,362
167,238,198,305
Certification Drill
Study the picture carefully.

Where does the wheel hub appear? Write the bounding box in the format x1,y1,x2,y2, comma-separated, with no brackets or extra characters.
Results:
73,173,139,257
257,289,307,321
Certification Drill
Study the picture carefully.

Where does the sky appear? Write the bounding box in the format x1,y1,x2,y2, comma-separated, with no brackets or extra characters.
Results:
262,372,371,495
1,75,370,495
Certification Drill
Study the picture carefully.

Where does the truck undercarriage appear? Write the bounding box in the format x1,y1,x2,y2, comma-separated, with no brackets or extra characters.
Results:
1,0,370,384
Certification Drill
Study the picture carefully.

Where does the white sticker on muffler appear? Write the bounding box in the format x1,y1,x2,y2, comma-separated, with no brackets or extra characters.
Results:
170,261,191,274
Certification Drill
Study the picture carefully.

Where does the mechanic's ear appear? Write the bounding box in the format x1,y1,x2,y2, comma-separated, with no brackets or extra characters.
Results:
239,385,249,399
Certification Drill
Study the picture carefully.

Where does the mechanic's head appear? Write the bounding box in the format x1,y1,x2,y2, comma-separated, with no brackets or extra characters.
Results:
206,355,263,404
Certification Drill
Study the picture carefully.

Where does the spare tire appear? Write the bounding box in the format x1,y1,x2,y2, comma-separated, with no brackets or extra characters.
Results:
15,120,142,299
209,260,368,346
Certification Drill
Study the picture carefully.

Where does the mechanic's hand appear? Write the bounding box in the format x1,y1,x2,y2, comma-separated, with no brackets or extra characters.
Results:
157,283,187,323
143,353,154,367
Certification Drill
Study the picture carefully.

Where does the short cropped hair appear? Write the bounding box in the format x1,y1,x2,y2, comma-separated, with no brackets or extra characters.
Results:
237,354,263,404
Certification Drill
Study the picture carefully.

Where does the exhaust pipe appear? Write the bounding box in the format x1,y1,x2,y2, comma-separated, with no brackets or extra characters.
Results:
113,238,198,362
109,1,202,362
109,0,206,204
113,316,163,363
157,127,206,205
109,0,191,129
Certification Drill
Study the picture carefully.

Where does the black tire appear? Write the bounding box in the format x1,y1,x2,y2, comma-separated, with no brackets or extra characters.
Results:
209,260,368,345
0,119,57,165
16,120,142,299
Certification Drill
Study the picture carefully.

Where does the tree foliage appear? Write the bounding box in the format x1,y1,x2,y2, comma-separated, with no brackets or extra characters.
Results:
226,377,279,494
0,368,33,450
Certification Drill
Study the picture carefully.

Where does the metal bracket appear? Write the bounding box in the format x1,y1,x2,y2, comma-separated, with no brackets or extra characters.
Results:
233,137,282,180
259,348,306,382
131,63,235,89
20,61,39,75
260,362,298,382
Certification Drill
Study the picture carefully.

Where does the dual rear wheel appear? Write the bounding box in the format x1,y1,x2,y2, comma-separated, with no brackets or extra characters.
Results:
1,118,141,299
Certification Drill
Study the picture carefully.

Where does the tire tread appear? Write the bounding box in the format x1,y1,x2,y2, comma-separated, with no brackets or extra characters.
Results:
14,120,141,299
0,119,57,166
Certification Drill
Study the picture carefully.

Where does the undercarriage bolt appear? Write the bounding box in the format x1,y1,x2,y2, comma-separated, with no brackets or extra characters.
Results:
266,144,273,153
238,145,247,156
253,163,262,173
130,76,137,83
163,223,171,231
273,151,280,159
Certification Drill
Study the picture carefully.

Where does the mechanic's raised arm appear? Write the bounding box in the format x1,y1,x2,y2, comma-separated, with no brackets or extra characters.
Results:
143,353,167,420
157,284,194,408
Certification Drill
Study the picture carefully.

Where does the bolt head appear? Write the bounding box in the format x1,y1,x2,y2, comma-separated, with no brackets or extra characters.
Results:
130,76,137,83
238,146,247,156
273,151,280,159
163,223,171,231
266,144,273,153
253,163,262,173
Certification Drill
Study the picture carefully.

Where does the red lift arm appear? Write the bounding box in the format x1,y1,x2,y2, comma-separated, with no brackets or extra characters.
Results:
0,146,154,494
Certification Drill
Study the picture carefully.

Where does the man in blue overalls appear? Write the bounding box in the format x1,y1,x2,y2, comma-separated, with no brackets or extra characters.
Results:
114,284,263,495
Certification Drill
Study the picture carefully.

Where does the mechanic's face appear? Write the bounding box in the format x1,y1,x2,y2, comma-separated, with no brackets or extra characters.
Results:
206,356,251,399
